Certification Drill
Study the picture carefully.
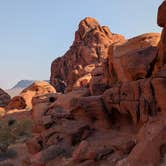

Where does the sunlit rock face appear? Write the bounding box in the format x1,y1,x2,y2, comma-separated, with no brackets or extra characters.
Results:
50,17,126,93
22,2,166,166
6,81,56,110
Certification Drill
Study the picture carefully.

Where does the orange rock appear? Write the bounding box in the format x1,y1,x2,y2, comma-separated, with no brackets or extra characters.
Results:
25,3,166,166
50,17,126,92
0,107,5,116
157,0,166,27
21,81,56,107
89,65,108,95
31,88,89,131
117,118,166,166
154,29,166,73
152,1,166,74
107,33,160,84
31,93,59,132
151,78,166,113
6,96,26,110
6,81,56,110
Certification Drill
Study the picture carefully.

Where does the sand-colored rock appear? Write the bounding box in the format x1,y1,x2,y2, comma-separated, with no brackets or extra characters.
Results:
0,107,5,116
89,64,108,95
154,2,166,73
153,29,166,73
6,81,56,110
6,96,26,110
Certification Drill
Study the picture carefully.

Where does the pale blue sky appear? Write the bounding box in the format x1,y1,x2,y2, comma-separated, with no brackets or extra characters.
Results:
0,0,163,89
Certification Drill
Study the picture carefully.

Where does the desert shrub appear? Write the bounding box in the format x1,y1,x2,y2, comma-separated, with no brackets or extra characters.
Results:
0,118,33,152
12,119,33,138
0,126,16,152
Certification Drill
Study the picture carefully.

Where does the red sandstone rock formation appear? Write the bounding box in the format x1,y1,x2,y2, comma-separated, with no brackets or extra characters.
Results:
6,81,56,110
0,88,11,107
50,17,126,93
24,2,166,166
154,0,166,74
106,33,160,84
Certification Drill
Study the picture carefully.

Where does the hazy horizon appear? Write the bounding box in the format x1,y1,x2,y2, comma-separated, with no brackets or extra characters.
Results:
0,0,163,89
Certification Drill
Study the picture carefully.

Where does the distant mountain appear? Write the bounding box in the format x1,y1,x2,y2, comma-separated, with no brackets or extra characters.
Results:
6,80,50,97
11,80,34,89
6,80,35,97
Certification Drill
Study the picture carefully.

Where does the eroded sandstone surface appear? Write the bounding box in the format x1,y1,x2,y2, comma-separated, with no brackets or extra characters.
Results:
23,2,166,166
6,81,56,110
50,17,126,93
1,2,166,166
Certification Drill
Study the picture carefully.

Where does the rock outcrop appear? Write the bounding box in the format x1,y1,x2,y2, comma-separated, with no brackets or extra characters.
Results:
154,0,166,74
106,33,160,85
6,80,35,97
0,88,11,107
6,81,56,110
50,17,126,93
24,2,166,166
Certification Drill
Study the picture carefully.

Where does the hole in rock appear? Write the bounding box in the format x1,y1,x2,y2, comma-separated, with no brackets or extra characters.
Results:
49,97,56,103
8,119,16,126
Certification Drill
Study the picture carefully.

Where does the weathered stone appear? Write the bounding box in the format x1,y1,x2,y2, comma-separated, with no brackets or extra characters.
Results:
50,17,126,92
107,33,160,84
0,88,11,107
157,0,166,27
6,81,56,110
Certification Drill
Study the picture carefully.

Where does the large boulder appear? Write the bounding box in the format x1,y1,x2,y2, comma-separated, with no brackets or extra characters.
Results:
106,33,160,85
116,118,166,166
31,88,89,132
6,96,26,110
157,0,166,27
50,17,126,92
154,1,166,73
6,81,56,110
0,88,11,107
